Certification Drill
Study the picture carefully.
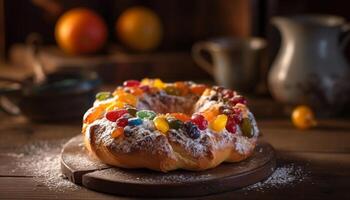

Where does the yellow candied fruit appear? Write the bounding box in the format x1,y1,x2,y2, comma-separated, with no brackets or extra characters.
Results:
117,93,137,106
106,101,125,111
210,114,228,132
153,116,169,134
111,127,124,138
153,78,165,89
141,78,152,85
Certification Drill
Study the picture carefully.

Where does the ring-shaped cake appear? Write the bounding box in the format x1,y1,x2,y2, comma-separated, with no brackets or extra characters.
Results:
82,79,259,172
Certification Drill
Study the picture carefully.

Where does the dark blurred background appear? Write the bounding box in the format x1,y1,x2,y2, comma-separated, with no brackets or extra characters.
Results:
3,1,350,59
1,0,350,120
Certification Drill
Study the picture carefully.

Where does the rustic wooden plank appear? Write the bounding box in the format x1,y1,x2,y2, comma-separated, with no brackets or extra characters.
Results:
259,119,350,153
1,159,349,200
82,145,275,197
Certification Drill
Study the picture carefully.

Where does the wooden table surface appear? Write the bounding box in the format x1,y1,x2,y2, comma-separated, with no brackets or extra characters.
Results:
0,112,349,200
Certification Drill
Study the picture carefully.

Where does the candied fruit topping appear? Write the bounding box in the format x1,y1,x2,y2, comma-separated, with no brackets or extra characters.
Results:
96,92,112,101
190,84,207,95
201,106,219,122
167,118,183,130
184,121,200,139
105,109,128,122
229,96,247,105
126,107,137,116
106,101,125,111
116,116,129,127
111,127,124,138
240,118,254,138
190,114,208,130
117,93,137,106
123,80,141,87
137,110,156,120
210,114,228,132
153,116,169,133
164,86,181,96
170,113,191,122
225,116,237,133
128,117,143,126
153,79,165,89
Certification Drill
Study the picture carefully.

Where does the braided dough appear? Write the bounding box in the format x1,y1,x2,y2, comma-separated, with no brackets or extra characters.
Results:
82,82,259,172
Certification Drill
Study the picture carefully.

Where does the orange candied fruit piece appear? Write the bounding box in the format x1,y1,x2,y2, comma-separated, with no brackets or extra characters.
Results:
116,92,137,106
106,101,125,111
170,112,191,122
190,84,207,95
112,87,124,96
83,104,107,124
174,81,189,95
201,106,219,122
111,127,124,138
129,87,143,96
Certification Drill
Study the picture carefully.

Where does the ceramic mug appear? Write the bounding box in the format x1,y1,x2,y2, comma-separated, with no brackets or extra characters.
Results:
192,37,267,93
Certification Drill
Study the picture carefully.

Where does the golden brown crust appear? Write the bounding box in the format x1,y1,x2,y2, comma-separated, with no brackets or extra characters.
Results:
82,84,259,172
83,117,258,172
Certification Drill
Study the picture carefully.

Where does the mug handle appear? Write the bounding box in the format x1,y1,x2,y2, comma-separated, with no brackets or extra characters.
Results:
340,23,350,49
192,42,215,75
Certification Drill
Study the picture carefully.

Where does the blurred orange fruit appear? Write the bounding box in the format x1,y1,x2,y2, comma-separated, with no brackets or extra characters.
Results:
55,8,107,55
291,105,317,130
116,6,163,51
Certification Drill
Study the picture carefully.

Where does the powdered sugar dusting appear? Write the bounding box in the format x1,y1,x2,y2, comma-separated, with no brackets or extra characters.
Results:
245,164,308,191
15,139,79,191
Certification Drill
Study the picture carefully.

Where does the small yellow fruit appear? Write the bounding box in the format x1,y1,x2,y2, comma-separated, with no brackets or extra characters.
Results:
291,105,317,130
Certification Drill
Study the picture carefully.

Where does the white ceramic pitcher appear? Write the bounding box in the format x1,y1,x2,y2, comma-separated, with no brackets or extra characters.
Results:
268,15,350,114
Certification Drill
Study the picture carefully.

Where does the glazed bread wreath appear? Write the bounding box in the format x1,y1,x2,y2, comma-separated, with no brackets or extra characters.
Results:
82,79,259,172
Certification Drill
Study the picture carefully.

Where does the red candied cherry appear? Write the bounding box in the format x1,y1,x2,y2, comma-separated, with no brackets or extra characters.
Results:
222,89,234,99
225,116,237,133
191,114,208,130
116,117,129,127
139,85,150,92
231,108,243,124
106,109,128,122
229,96,247,105
123,80,141,87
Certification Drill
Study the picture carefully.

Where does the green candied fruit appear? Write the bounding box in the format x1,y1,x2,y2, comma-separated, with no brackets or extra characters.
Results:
168,118,183,130
164,86,181,96
127,107,138,116
96,92,112,101
240,118,254,138
136,110,156,120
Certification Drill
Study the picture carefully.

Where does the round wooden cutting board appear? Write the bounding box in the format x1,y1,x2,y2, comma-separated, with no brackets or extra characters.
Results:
61,135,276,197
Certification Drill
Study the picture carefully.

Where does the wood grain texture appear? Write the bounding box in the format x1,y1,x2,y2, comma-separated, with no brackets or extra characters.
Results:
61,135,276,197
0,110,350,199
